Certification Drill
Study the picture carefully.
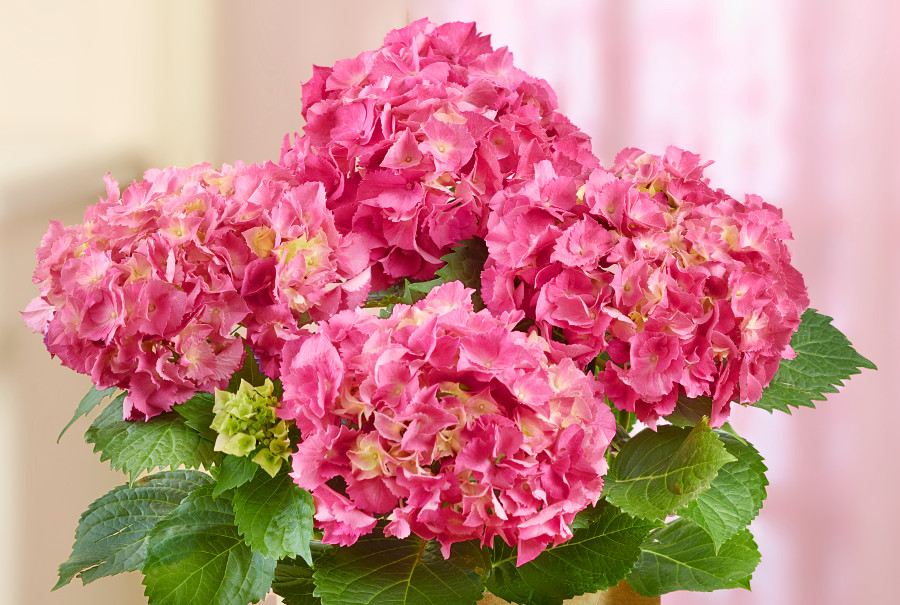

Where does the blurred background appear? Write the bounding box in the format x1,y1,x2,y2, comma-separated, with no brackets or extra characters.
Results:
1,1,895,603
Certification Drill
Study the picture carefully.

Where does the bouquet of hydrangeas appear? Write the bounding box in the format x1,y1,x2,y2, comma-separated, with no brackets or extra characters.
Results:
26,19,874,605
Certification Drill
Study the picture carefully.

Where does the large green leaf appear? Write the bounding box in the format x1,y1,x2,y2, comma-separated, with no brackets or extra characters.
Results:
603,420,736,521
755,308,876,414
681,433,768,551
142,485,276,605
58,385,118,443
86,393,217,477
55,470,211,589
272,557,321,605
232,469,315,563
212,454,258,497
312,533,484,605
485,504,661,605
627,518,760,596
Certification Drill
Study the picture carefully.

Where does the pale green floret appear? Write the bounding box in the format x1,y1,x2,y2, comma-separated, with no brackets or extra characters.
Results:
211,378,293,476
214,431,257,457
252,448,283,478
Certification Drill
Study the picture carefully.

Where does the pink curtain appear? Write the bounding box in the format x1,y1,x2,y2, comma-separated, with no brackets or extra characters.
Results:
410,2,899,603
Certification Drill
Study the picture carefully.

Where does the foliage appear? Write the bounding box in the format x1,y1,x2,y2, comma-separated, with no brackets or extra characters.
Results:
603,419,736,520
754,309,877,413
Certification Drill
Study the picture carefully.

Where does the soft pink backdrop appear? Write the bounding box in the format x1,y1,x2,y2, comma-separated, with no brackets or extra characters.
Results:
2,1,895,603
413,2,898,603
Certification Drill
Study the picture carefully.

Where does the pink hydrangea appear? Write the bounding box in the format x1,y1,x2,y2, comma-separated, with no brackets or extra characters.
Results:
280,19,598,290
482,148,809,427
25,162,369,419
280,282,616,565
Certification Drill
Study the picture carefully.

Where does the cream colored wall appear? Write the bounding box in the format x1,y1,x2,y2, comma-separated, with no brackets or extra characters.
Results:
2,2,214,604
1,2,409,603
211,0,411,165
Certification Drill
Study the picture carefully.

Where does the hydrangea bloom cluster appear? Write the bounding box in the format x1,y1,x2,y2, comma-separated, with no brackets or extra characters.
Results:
212,378,292,477
482,148,809,427
279,282,616,565
25,19,839,600
24,162,369,419
280,18,598,290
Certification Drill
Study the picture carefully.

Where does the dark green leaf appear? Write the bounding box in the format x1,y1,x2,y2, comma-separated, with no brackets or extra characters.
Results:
272,557,321,605
569,504,605,531
627,519,760,596
755,309,876,414
666,394,713,428
366,238,487,317
86,393,217,478
55,470,211,589
213,454,259,497
365,282,405,308
232,470,315,563
173,392,217,442
228,346,266,391
681,433,768,551
485,504,661,605
312,533,484,605
403,278,443,303
450,540,492,576
435,238,488,308
366,278,442,318
142,485,276,605
58,385,118,443
603,419,736,520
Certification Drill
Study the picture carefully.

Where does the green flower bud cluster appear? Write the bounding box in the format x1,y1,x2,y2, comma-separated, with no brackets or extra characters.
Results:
211,378,292,477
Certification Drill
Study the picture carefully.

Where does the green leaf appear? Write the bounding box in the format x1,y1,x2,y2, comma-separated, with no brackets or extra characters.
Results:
213,454,259,497
449,540,493,576
86,393,217,478
173,392,217,442
142,485,276,605
55,470,212,590
627,518,760,596
485,504,661,605
402,278,444,303
365,237,487,318
365,282,406,307
603,419,736,520
232,469,315,563
228,346,267,390
435,238,488,308
680,433,768,551
755,308,876,414
312,533,484,605
272,557,321,605
666,394,713,428
58,385,118,443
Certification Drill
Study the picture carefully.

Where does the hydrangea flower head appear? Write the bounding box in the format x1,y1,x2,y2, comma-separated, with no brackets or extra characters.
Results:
280,18,598,290
25,162,369,419
279,281,616,564
483,149,809,427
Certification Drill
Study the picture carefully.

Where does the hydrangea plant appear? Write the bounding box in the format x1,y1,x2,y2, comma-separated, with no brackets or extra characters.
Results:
28,19,873,605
